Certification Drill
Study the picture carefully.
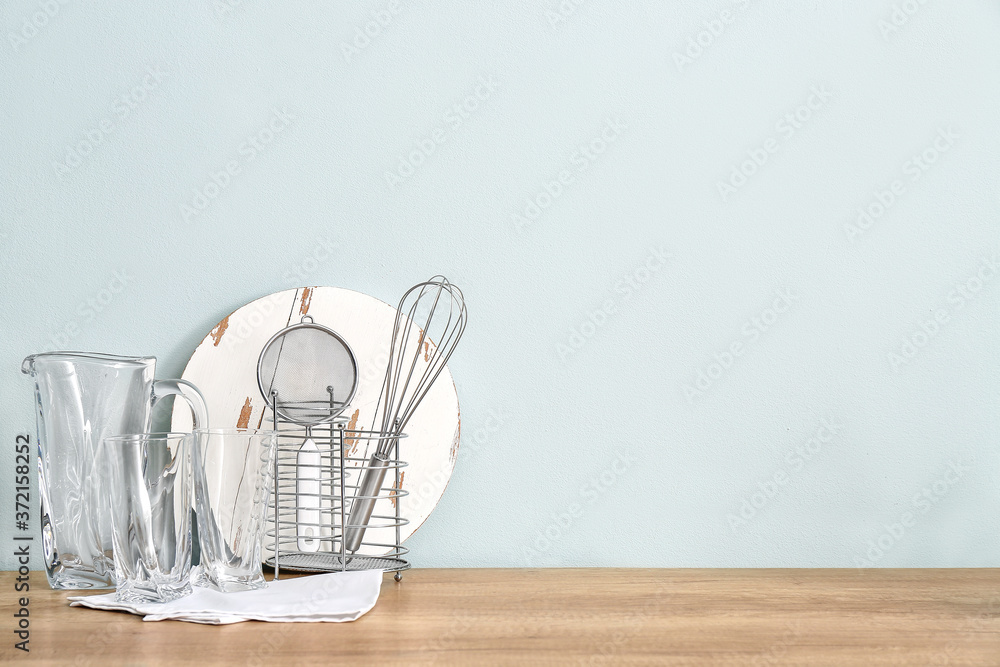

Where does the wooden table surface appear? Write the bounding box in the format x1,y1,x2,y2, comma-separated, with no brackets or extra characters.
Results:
2,569,999,665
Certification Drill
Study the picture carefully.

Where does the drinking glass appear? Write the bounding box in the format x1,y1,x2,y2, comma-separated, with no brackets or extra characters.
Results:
103,433,194,603
193,429,276,592
22,352,207,590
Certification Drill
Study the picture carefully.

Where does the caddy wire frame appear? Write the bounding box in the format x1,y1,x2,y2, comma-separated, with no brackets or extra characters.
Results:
264,395,410,582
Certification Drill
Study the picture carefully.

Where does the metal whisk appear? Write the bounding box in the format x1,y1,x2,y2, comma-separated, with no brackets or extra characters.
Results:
344,276,467,553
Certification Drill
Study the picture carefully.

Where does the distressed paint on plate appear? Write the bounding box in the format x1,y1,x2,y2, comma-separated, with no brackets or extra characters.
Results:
170,286,461,557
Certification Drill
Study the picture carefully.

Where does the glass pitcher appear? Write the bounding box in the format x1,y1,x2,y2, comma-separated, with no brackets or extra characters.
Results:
21,352,208,589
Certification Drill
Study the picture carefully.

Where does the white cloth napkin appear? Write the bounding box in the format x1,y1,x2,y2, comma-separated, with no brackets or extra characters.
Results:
68,569,383,625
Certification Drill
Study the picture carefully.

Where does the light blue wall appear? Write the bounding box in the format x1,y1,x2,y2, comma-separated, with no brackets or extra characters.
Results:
2,1,998,569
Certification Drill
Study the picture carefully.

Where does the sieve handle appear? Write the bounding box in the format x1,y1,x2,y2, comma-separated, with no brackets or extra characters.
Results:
296,438,322,553
344,452,390,552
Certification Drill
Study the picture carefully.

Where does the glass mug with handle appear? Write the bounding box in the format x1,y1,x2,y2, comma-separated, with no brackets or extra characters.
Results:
22,352,208,590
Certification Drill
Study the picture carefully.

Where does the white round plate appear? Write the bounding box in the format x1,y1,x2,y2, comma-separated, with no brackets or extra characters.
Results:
170,286,461,554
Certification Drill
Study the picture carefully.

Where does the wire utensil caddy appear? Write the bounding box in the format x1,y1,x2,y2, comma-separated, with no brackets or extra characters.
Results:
259,277,465,583
264,395,410,582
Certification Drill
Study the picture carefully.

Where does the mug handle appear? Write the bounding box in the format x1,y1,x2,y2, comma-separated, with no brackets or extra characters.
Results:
152,379,209,431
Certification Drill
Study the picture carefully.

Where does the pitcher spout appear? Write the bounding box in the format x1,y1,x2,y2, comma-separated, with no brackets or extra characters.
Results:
21,351,156,375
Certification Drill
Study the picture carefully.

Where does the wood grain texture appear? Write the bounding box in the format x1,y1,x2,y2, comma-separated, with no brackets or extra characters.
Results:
3,569,999,665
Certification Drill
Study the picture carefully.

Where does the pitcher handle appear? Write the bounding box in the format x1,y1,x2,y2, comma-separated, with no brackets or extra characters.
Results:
152,379,209,431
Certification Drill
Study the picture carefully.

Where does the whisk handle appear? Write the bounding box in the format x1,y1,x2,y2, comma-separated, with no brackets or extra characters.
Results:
345,452,390,552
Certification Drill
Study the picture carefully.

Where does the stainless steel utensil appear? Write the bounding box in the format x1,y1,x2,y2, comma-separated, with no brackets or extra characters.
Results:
257,315,358,553
344,276,467,553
